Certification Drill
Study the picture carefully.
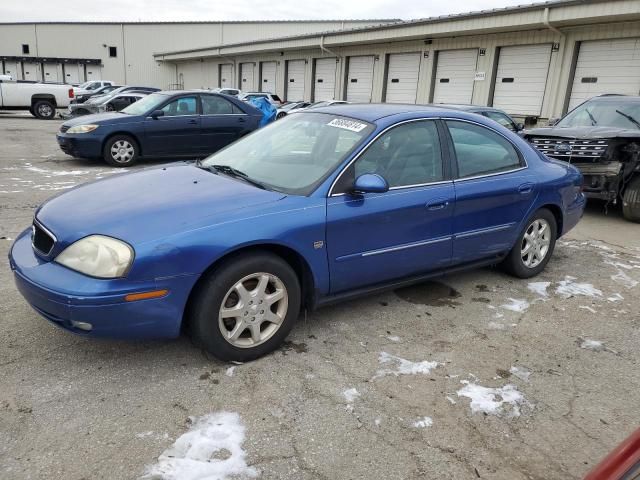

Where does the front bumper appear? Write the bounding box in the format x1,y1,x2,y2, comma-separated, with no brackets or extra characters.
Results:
56,133,103,158
9,228,198,339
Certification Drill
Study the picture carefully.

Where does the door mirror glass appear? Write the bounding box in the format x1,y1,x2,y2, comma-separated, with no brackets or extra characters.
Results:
150,110,164,119
352,173,389,194
516,123,525,131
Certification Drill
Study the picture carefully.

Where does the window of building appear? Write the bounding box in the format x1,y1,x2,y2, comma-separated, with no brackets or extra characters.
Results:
109,46,117,58
22,44,30,54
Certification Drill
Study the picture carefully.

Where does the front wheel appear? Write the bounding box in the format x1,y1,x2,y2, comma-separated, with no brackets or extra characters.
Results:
276,112,286,120
502,208,557,278
102,135,139,167
622,176,640,223
188,252,301,362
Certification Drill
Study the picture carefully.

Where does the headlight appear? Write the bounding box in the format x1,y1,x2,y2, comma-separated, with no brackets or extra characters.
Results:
66,124,99,134
56,235,134,278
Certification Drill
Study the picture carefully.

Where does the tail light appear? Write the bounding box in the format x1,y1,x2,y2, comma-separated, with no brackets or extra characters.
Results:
68,89,74,99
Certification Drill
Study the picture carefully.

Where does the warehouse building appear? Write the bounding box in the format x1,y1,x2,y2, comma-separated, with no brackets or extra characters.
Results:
0,20,395,87
155,0,640,124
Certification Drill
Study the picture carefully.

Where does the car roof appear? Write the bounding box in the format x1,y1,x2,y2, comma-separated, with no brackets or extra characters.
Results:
307,103,480,122
588,95,640,103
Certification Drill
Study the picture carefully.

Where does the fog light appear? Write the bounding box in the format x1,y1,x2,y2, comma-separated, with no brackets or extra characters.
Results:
71,320,93,331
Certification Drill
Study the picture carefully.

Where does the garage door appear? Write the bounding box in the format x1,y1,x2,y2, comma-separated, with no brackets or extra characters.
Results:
43,63,60,82
313,57,337,101
346,56,375,103
286,60,306,101
22,62,40,81
260,61,277,93
63,64,81,84
492,44,552,116
85,65,102,81
385,53,421,103
220,64,233,88
569,38,640,110
240,63,255,91
433,49,478,104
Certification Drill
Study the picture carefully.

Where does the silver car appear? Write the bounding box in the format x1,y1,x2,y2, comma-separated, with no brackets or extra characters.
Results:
67,92,148,117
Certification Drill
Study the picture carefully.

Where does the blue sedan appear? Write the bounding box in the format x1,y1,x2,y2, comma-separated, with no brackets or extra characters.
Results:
56,90,263,166
11,105,585,361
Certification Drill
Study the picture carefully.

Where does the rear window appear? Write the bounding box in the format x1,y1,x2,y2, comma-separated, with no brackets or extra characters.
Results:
271,95,282,102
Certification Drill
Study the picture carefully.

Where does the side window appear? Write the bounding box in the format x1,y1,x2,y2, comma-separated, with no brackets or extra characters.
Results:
202,95,236,115
335,120,443,193
485,111,516,131
161,96,197,116
446,120,521,178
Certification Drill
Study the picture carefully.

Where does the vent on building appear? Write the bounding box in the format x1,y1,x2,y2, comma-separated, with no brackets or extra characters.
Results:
22,44,30,54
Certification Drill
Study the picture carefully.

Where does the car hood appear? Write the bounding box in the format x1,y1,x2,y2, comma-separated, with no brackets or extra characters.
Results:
524,126,640,139
61,112,142,128
35,164,286,247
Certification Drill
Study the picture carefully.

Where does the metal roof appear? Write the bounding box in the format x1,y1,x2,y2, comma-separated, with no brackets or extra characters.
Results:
153,0,611,58
0,19,399,25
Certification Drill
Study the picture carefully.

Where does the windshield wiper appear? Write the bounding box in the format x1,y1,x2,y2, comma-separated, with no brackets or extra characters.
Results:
585,108,597,126
204,164,267,190
615,109,640,129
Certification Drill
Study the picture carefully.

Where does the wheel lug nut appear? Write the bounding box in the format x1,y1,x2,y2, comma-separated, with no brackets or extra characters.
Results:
260,310,264,314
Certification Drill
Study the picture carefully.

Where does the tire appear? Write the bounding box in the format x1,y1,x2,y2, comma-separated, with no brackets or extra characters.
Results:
276,112,286,120
102,135,139,167
622,176,640,223
502,208,557,279
188,252,301,362
33,100,56,120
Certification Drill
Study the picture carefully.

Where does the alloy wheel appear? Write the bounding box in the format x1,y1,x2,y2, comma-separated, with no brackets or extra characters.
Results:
521,218,551,268
110,140,135,163
38,103,53,117
218,272,288,348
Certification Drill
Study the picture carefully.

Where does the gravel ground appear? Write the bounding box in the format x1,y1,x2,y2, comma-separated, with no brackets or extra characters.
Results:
1,112,639,480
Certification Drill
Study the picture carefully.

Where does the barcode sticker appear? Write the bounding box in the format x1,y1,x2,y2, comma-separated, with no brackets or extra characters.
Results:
327,118,367,132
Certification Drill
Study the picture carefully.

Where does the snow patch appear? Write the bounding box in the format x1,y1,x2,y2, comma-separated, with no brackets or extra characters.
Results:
25,166,89,177
579,339,605,351
412,416,433,428
373,352,439,379
487,321,505,330
509,366,531,382
579,305,596,314
500,298,529,312
528,282,551,297
555,276,602,298
386,335,400,342
446,396,457,405
457,381,529,418
225,367,236,377
607,293,624,302
343,388,360,403
141,412,257,480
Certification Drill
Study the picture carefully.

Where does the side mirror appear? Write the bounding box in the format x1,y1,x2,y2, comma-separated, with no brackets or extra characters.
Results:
515,123,525,132
150,110,164,119
548,118,559,126
352,173,389,194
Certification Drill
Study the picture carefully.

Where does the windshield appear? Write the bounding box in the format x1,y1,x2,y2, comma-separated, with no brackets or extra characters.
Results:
120,93,169,116
558,99,640,129
201,113,374,195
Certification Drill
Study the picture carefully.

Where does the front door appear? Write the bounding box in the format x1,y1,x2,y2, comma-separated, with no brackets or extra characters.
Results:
326,120,454,293
444,119,537,264
144,95,201,156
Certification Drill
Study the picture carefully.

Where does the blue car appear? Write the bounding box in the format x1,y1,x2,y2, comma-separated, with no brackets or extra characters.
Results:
11,104,585,361
56,90,263,167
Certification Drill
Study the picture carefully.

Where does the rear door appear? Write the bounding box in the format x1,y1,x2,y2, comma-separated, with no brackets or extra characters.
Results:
445,119,536,265
198,94,248,154
144,95,201,156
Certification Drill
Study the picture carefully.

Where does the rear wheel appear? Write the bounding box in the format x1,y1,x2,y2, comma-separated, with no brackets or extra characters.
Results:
502,208,557,278
33,100,56,120
188,252,301,362
276,112,286,120
622,176,640,223
102,135,139,167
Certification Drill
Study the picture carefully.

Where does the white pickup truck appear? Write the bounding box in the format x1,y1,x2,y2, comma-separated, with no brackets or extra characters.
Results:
0,80,75,119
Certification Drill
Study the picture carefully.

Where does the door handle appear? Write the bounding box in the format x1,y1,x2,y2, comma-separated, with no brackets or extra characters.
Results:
238,117,246,123
188,119,198,125
518,183,534,194
426,199,449,211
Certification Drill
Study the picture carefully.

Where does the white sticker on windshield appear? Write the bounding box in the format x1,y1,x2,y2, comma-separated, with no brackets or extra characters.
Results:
327,118,368,132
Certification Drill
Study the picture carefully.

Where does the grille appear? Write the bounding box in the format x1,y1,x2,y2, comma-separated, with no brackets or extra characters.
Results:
32,222,55,255
59,125,70,133
529,137,608,161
